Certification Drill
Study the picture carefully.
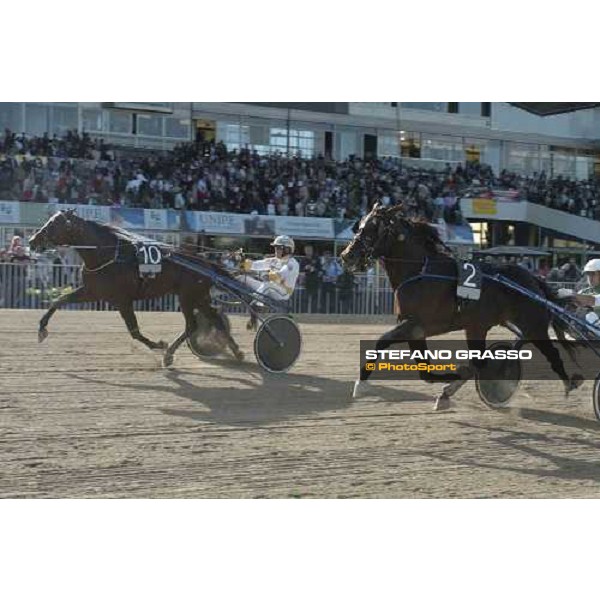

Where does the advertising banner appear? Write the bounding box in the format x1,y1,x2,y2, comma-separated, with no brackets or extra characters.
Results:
333,218,356,240
110,208,145,229
275,216,334,239
49,203,112,223
472,198,497,215
187,211,246,234
0,201,21,224
144,209,169,230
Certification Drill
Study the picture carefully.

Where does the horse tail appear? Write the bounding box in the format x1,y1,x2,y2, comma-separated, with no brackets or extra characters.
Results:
536,276,579,365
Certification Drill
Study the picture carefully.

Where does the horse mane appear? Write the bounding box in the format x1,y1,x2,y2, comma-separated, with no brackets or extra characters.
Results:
68,211,237,279
388,209,449,256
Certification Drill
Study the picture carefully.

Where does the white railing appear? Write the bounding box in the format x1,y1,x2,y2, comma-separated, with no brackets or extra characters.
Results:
0,262,578,315
0,263,394,315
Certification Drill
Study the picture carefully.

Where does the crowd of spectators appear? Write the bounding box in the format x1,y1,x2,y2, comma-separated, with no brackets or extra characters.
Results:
0,129,113,162
463,168,600,220
1,128,600,223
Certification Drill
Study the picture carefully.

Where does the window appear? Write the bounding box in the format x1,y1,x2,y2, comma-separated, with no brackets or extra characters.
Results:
378,133,400,157
165,118,190,139
448,103,459,114
400,132,421,158
25,104,50,135
504,142,540,174
82,108,105,132
339,130,358,159
52,106,78,135
422,135,463,162
0,103,23,132
217,123,250,150
109,111,132,134
458,103,481,116
551,147,576,178
401,103,446,112
270,128,315,157
464,138,487,163
481,102,491,118
137,114,163,137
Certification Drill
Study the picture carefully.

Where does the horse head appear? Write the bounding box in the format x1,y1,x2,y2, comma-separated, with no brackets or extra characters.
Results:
341,204,447,272
341,203,410,271
29,209,79,251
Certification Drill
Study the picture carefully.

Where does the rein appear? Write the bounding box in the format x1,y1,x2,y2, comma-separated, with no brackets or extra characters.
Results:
392,256,458,295
82,258,116,274
80,237,122,275
366,216,460,295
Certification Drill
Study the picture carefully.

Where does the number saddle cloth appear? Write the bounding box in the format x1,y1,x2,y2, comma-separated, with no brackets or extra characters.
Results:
135,242,164,278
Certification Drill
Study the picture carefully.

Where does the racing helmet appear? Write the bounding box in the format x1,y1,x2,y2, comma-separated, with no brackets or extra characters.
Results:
584,258,600,273
271,235,295,253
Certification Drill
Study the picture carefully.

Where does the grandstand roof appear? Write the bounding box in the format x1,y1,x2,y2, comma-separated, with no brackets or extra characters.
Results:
509,103,600,116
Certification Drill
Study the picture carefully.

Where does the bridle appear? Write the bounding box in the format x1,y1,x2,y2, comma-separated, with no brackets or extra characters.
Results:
350,209,410,267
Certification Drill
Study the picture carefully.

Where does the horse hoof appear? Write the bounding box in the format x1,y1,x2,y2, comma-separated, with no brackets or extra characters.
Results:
157,340,169,350
246,320,256,331
565,374,584,397
433,394,451,411
234,350,245,362
38,328,48,343
162,354,174,368
353,379,374,399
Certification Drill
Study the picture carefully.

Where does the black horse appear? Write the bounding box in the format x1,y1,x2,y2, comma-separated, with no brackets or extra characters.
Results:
29,210,244,366
340,203,580,410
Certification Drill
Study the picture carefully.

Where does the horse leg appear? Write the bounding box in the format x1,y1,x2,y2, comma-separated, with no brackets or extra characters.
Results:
527,329,582,396
38,286,93,343
433,326,489,411
208,308,244,361
246,312,258,331
353,317,460,399
118,303,168,351
162,295,203,367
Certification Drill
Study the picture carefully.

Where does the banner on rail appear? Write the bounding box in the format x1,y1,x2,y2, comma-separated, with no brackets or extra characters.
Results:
46,203,111,223
185,211,246,235
0,201,20,224
1,202,474,244
275,216,334,239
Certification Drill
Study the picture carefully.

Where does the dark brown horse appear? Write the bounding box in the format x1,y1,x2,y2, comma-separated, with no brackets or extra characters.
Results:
29,209,244,366
340,203,580,410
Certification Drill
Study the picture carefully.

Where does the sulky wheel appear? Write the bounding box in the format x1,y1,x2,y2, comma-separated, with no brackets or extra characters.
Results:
254,315,302,373
187,311,231,358
592,373,600,422
475,341,522,409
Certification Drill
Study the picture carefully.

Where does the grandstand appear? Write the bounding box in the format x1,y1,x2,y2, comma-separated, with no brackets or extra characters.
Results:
2,101,600,272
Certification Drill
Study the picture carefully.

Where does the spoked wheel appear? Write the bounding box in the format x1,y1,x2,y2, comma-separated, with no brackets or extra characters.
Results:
187,311,231,358
254,315,302,373
475,341,522,409
592,373,600,422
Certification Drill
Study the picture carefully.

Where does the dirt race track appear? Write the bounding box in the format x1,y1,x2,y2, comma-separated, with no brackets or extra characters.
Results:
2,309,600,498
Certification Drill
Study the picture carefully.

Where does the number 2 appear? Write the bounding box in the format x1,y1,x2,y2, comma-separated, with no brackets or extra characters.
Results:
463,262,477,288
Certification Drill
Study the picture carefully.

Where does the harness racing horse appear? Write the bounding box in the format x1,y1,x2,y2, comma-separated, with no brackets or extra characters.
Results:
29,209,244,366
340,203,581,410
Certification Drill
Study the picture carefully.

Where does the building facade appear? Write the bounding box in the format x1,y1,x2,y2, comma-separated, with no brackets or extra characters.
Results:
1,102,599,179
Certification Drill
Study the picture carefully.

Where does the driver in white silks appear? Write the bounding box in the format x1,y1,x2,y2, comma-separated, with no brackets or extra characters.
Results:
558,259,600,329
238,235,300,330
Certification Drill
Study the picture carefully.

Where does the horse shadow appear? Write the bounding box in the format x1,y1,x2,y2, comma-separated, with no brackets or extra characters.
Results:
419,416,600,488
65,358,436,427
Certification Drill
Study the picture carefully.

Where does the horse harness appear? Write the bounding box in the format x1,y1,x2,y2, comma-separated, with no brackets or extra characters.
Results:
81,237,166,279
